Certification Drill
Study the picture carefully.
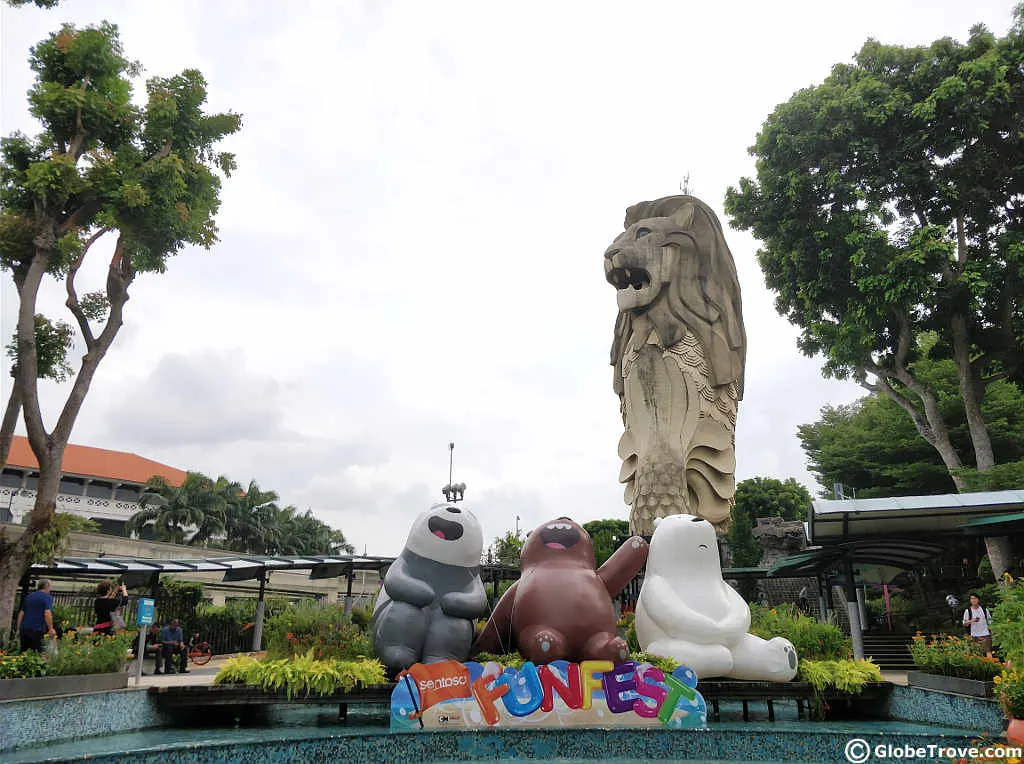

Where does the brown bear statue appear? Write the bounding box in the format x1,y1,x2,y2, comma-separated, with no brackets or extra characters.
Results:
470,517,648,664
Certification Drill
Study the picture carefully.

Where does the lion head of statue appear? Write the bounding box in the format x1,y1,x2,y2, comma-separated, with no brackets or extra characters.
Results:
606,195,746,399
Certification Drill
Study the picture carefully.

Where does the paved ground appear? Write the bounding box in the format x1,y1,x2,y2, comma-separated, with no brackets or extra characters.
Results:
127,655,239,688
881,671,909,686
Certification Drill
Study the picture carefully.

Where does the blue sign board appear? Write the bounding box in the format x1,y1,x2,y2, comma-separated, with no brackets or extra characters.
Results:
137,597,155,626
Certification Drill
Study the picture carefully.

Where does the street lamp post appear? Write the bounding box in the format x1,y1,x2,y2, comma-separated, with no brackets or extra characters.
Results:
442,442,466,503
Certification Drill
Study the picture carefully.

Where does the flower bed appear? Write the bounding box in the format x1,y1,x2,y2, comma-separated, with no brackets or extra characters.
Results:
0,630,136,691
909,634,1003,680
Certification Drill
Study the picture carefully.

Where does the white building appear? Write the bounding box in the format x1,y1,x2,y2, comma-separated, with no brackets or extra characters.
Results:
1,435,186,535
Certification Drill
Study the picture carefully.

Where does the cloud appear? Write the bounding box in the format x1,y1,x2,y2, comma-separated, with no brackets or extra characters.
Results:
102,349,285,447
2,0,1015,558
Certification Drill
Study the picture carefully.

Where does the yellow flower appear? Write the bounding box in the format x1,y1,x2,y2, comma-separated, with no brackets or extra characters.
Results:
1007,757,1020,764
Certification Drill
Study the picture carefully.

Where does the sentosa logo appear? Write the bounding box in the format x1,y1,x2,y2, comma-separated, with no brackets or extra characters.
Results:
419,675,468,691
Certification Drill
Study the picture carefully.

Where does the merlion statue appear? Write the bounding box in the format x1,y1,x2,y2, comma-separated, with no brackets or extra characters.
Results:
605,195,745,536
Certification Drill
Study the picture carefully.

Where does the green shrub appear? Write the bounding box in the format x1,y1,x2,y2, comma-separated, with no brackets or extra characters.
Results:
264,602,373,661
798,659,882,693
214,651,386,698
46,631,137,676
909,633,1003,681
618,612,640,653
474,652,525,669
749,603,850,661
0,649,47,679
632,652,679,674
992,574,1024,666
995,668,1024,719
349,604,373,631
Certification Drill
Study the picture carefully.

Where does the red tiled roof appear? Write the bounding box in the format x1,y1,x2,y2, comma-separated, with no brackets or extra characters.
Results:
6,435,186,487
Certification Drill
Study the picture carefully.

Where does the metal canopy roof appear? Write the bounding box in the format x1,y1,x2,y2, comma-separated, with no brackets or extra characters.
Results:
28,554,397,584
809,489,1024,543
768,538,949,579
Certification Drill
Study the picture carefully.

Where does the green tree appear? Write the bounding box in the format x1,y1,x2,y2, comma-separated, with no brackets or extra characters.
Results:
127,473,226,545
734,477,813,522
265,506,354,556
2,314,79,467
492,529,524,567
223,480,280,554
799,360,1024,497
725,11,1024,489
726,507,761,602
26,512,99,564
582,519,630,567
0,18,240,639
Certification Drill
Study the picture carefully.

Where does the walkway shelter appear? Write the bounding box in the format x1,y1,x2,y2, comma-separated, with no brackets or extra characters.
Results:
769,489,1024,660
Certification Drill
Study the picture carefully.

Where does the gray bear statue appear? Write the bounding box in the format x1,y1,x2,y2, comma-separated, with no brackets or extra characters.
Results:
371,502,488,677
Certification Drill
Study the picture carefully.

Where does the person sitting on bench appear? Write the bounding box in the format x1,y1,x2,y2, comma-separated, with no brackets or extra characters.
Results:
158,619,189,674
144,624,164,674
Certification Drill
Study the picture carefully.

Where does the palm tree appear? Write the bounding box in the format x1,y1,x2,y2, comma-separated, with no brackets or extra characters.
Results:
224,480,279,553
127,475,204,544
126,472,230,546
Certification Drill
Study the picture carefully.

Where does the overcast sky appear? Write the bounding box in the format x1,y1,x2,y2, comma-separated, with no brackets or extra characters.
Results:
1,0,1017,557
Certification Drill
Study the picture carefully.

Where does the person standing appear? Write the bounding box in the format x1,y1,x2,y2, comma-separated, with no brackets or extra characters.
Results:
963,593,994,658
158,618,189,674
15,579,57,652
94,581,128,636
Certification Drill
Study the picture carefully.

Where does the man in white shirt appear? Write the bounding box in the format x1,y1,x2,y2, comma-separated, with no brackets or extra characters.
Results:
962,593,994,658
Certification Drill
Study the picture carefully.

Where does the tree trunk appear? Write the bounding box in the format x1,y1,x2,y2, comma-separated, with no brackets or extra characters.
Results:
0,450,62,643
0,376,23,470
951,313,995,472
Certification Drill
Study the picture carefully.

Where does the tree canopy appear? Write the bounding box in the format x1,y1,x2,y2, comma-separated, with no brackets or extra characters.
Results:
734,477,813,523
492,529,524,567
800,360,1024,497
0,16,240,640
126,472,354,556
725,10,1024,487
582,519,630,567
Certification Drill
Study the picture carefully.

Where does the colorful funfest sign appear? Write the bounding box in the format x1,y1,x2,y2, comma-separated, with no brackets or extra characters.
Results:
389,659,707,731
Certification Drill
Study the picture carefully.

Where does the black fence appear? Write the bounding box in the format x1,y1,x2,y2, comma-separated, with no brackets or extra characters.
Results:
42,592,379,656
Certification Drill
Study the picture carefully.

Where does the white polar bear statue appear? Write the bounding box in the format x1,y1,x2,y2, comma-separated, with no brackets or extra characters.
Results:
634,513,799,681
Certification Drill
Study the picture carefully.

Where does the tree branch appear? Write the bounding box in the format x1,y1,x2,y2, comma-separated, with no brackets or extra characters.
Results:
66,74,92,160
65,226,110,350
865,364,938,447
52,235,134,447
893,309,913,370
955,215,969,267
0,374,23,470
16,244,54,460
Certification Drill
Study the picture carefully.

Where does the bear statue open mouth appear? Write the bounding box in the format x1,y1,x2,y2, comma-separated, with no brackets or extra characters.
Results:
539,523,580,551
606,266,652,291
428,515,464,541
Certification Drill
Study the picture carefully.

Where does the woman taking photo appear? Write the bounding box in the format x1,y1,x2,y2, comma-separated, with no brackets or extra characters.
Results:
94,580,128,635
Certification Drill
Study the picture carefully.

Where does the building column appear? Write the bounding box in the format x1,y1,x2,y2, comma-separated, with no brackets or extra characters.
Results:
252,573,268,652
817,575,829,624
344,566,355,614
844,560,865,661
